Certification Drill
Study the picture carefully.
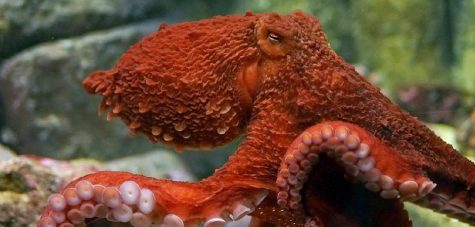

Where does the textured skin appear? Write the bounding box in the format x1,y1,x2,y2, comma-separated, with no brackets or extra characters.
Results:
84,14,259,150
40,11,475,226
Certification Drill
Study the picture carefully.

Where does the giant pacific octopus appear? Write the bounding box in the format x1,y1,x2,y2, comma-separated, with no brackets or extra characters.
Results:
38,11,475,227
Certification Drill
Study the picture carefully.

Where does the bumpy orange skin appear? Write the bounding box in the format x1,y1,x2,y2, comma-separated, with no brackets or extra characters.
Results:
40,11,475,227
84,14,260,150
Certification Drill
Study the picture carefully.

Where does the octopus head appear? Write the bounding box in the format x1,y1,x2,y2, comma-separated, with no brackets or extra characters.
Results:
250,11,332,116
82,11,325,150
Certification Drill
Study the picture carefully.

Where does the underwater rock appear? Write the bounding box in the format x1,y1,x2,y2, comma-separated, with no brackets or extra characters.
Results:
180,143,238,179
104,149,195,182
0,143,15,161
0,156,101,226
0,19,168,160
0,0,170,59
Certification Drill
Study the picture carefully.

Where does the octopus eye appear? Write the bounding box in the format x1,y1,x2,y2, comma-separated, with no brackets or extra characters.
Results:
268,32,281,43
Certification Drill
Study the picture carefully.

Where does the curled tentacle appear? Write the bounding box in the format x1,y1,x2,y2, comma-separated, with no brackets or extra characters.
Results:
38,172,269,227
276,121,437,226
277,120,475,226
277,121,436,211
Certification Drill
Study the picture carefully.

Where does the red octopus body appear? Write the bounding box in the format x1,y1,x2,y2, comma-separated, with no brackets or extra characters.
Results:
39,11,475,227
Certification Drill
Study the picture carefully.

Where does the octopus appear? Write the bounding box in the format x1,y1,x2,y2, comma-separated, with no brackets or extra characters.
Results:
38,11,475,227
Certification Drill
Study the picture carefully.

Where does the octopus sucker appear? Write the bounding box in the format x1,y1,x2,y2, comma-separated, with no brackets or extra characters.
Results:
278,121,437,212
39,173,270,227
39,11,475,227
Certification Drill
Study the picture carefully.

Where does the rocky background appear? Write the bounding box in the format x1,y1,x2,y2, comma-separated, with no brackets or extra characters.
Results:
0,0,474,226
0,0,240,162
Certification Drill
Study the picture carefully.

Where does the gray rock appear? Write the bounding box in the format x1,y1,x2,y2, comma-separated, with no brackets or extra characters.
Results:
180,142,238,179
0,0,172,59
0,19,170,159
105,149,195,182
0,143,15,161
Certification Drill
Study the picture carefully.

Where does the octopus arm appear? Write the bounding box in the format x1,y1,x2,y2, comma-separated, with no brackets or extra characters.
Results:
38,107,305,227
274,121,475,226
38,171,272,226
275,121,418,226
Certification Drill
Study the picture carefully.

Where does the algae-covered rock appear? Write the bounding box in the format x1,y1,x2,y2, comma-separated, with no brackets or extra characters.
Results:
0,0,170,59
0,156,101,226
0,19,169,160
